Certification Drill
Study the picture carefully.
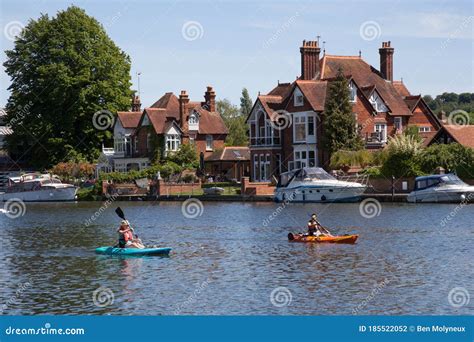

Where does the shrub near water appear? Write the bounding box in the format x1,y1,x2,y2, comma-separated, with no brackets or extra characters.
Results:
380,135,423,177
419,143,474,178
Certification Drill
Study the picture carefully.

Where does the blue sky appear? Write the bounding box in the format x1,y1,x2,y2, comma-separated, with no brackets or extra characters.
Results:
1,0,473,108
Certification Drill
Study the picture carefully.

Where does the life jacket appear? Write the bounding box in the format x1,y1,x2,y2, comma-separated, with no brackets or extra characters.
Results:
124,230,134,242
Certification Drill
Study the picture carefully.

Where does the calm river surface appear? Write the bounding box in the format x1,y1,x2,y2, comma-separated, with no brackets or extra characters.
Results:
0,201,472,315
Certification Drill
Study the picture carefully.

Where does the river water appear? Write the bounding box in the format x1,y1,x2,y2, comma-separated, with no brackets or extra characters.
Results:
0,201,472,315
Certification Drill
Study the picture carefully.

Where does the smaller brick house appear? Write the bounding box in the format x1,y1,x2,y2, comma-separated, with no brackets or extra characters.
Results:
98,87,228,174
134,86,228,161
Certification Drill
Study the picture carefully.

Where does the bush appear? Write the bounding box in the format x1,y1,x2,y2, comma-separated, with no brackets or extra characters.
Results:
380,134,424,177
419,143,474,178
330,150,374,169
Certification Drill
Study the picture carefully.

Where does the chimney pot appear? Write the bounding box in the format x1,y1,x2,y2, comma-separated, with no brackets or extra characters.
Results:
379,42,394,81
300,40,321,80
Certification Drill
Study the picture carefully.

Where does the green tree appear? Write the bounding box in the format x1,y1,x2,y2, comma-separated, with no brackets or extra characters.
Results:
3,6,133,168
322,68,363,154
166,143,198,169
217,99,248,146
240,88,253,117
419,143,474,179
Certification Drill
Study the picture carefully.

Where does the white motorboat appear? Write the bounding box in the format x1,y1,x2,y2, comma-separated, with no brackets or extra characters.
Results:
407,174,474,203
0,173,78,202
274,167,367,203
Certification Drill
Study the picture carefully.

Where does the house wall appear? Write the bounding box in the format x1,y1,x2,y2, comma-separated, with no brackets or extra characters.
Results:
193,134,226,158
408,103,439,138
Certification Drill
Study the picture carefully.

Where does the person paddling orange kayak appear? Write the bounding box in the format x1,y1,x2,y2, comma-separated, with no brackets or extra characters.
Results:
307,213,333,237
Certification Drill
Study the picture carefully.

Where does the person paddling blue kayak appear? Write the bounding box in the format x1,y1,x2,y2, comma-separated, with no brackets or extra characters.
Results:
117,220,144,249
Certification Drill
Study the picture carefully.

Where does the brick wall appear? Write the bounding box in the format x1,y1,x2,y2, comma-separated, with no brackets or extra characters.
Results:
156,179,201,196
241,177,275,196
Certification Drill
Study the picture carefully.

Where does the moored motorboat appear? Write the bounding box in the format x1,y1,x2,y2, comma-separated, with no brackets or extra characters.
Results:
407,174,474,203
288,232,359,244
275,167,367,203
95,246,172,256
0,173,77,202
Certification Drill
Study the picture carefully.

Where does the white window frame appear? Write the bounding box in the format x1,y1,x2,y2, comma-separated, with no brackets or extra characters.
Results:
293,114,307,143
349,81,357,103
394,117,403,132
374,123,387,142
146,133,151,152
206,135,214,151
370,92,388,113
165,134,181,152
253,154,258,181
294,87,304,106
418,126,431,133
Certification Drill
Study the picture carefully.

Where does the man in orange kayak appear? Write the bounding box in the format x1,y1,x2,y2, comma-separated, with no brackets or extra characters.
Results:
307,214,333,237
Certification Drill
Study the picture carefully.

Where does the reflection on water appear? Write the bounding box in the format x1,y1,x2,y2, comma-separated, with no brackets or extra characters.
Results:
0,201,473,315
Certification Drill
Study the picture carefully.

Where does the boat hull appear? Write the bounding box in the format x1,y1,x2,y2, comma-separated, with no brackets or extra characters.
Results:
407,189,474,203
275,185,366,203
95,246,172,256
288,233,359,244
0,187,78,202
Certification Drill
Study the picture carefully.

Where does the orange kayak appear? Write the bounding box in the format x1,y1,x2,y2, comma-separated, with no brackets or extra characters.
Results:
288,233,358,244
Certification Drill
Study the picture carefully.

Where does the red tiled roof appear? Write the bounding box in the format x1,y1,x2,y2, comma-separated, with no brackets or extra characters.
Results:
392,81,411,97
443,125,474,148
320,55,412,116
116,111,142,128
268,82,292,98
205,146,250,161
257,95,285,122
150,92,180,119
404,95,422,112
295,80,327,111
145,92,228,135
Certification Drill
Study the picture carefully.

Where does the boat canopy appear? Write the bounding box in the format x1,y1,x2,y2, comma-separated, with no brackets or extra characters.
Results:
278,167,335,187
414,174,467,190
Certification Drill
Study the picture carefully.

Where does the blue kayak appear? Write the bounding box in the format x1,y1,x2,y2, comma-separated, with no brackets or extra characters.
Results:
95,246,172,256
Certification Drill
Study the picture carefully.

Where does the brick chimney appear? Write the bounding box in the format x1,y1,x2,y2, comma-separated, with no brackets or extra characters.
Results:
131,95,141,112
203,86,216,112
300,40,321,80
379,41,394,81
179,90,189,132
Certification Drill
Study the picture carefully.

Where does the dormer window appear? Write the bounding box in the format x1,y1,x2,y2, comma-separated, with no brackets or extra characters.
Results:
349,81,357,103
369,92,388,113
294,87,304,106
188,111,199,131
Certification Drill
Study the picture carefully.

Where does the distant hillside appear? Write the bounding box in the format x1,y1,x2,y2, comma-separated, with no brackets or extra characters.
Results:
423,92,474,124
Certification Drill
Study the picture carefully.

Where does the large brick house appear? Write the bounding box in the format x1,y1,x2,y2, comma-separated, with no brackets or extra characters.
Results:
246,40,442,182
97,87,228,174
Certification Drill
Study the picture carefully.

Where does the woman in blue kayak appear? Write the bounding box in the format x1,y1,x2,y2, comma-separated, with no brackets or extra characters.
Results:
117,220,144,249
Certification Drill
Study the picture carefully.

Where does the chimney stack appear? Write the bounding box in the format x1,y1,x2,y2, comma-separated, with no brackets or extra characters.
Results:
300,40,321,80
179,90,189,131
203,86,216,112
379,41,394,81
131,95,141,112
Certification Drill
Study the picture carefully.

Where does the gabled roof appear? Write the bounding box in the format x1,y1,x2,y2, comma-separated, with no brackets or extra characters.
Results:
320,55,412,116
294,80,327,111
205,146,250,161
392,81,411,97
150,92,180,119
442,125,474,148
254,95,286,122
404,95,422,112
268,82,293,98
116,111,142,128
142,92,228,135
